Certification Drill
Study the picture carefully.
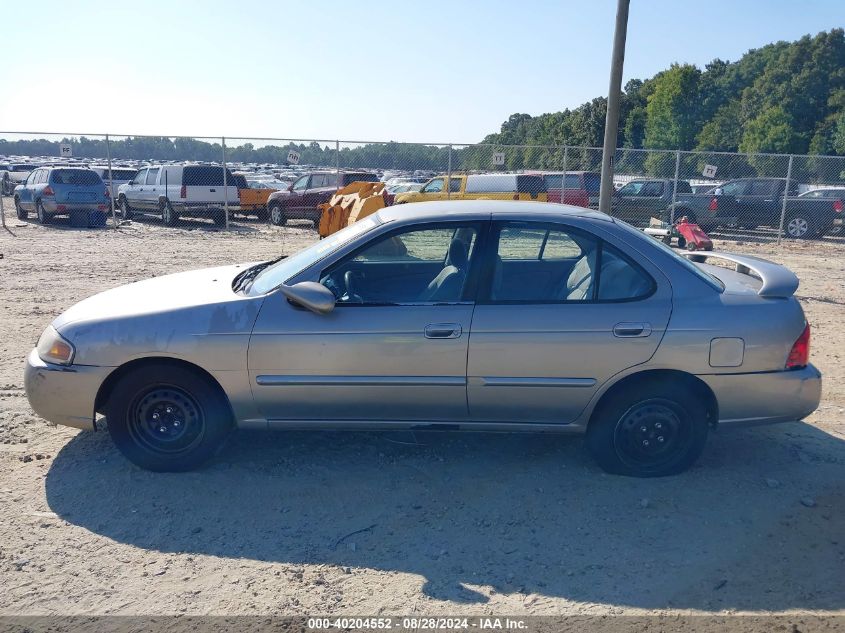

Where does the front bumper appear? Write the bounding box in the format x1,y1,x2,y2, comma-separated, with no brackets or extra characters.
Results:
24,348,113,431
699,364,822,427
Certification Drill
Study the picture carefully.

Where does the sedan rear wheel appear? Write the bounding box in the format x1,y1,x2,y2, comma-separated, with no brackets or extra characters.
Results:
105,363,233,472
586,381,708,477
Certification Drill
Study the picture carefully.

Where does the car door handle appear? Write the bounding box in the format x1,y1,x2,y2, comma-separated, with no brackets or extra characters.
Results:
424,323,462,339
210,188,217,192
613,322,652,338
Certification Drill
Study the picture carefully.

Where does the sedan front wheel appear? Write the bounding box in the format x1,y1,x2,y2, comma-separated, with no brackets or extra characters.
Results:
105,363,233,471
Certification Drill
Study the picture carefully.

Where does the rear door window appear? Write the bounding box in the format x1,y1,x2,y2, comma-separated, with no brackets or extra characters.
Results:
449,177,462,193
343,173,379,185
750,180,777,196
145,168,160,185
517,175,546,196
640,181,664,196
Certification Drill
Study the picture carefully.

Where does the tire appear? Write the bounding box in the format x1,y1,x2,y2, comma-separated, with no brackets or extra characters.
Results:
160,199,178,226
586,381,709,477
119,196,133,220
269,203,286,226
14,197,26,220
36,200,50,224
677,236,687,249
212,209,227,227
784,213,816,240
105,363,234,472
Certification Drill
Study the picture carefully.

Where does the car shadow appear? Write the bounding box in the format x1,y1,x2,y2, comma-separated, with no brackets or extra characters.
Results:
45,422,844,610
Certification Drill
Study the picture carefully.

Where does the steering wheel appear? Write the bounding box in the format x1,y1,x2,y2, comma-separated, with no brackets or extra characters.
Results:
341,271,364,303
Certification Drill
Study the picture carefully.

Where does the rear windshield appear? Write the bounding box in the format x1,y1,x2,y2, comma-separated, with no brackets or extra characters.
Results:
50,169,102,185
675,180,692,193
516,175,546,195
583,173,601,194
183,165,236,186
11,165,35,172
342,173,379,185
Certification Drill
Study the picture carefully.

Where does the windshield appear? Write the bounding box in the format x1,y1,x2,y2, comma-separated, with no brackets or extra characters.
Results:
247,215,383,295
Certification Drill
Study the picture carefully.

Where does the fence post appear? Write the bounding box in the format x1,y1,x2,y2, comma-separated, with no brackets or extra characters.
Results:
670,149,681,223
335,140,340,188
561,145,568,205
447,144,452,200
777,154,794,245
0,174,5,229
222,137,229,230
106,134,117,229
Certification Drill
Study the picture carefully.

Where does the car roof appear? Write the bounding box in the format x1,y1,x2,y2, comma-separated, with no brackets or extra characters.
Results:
377,200,612,224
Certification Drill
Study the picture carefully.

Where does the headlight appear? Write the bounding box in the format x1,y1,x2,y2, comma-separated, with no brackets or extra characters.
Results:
36,326,75,365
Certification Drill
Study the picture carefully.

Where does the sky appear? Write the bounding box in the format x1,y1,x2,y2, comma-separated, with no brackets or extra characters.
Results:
1,0,842,145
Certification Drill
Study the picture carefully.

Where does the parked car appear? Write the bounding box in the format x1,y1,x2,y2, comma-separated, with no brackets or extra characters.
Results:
394,174,547,204
24,200,820,476
13,166,109,226
88,166,138,201
538,172,590,207
117,164,240,226
612,178,692,226
2,163,36,195
669,177,843,239
267,171,380,226
799,188,845,234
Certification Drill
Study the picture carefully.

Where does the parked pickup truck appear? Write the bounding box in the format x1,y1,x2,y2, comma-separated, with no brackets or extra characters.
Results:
611,178,692,226
669,177,844,239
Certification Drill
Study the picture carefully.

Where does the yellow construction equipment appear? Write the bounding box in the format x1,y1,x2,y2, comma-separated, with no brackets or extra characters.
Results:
318,181,387,238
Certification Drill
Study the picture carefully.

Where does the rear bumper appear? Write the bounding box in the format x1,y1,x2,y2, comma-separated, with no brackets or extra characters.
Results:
42,200,109,213
699,364,821,427
24,349,112,431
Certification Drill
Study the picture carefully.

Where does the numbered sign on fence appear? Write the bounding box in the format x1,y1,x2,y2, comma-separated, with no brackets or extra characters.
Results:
286,149,301,165
702,164,718,178
59,144,72,157
492,152,505,166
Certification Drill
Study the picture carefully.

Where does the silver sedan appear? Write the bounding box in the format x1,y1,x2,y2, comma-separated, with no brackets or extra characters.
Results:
24,201,821,476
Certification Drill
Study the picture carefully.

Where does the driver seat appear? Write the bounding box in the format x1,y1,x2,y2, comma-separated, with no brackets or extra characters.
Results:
419,239,469,302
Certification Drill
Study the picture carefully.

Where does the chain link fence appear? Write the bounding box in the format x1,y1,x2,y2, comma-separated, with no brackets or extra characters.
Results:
1,132,844,245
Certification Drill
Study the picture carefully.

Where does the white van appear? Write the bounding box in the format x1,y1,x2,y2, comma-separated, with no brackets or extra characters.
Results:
117,164,240,226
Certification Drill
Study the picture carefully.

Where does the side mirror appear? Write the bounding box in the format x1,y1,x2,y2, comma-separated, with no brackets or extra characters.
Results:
279,281,336,315
713,187,723,196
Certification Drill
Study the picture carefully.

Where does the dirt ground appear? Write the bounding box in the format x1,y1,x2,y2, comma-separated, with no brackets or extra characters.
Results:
0,198,843,620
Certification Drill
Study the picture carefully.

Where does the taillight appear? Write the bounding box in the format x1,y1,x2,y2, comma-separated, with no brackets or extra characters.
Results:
833,199,843,213
43,186,54,197
786,323,810,369
513,193,519,200
180,185,187,199
708,197,718,212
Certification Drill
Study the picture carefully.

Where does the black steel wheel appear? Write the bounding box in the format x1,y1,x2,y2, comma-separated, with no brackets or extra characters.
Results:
105,363,233,472
586,381,708,477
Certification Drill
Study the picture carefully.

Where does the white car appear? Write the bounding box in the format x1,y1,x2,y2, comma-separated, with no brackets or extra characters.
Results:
88,166,139,201
117,164,240,226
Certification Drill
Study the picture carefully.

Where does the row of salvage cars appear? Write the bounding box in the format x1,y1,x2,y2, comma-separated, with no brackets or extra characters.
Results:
24,200,820,476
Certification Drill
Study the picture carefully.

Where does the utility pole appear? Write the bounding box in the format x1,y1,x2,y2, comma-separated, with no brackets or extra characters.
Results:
598,0,630,214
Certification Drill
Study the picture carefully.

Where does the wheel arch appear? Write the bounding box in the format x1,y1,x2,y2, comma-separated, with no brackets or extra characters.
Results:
94,356,234,420
587,369,718,429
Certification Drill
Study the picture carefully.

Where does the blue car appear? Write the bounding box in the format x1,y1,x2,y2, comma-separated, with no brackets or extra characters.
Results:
14,166,110,226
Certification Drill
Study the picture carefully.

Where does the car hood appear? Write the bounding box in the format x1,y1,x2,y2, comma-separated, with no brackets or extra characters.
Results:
53,263,256,331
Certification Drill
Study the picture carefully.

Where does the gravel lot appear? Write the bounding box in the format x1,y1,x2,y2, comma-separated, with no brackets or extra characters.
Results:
0,198,843,618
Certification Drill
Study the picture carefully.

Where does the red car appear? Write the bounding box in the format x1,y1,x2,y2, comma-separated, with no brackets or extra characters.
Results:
267,170,380,226
535,171,601,208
